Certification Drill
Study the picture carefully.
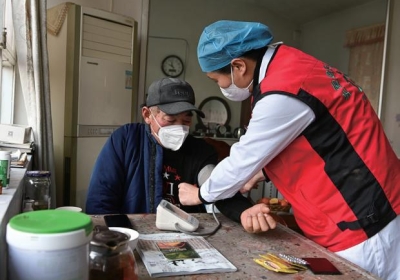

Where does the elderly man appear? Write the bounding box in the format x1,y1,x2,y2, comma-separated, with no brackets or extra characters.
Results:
86,77,276,231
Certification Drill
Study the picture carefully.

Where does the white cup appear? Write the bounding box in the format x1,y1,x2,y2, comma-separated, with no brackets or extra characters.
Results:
56,206,82,212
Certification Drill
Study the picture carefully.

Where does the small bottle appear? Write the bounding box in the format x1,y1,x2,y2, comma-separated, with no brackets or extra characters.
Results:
0,150,11,188
23,171,51,211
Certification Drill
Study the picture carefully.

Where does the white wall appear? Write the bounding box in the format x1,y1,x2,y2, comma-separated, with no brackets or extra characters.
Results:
148,0,299,132
301,0,387,72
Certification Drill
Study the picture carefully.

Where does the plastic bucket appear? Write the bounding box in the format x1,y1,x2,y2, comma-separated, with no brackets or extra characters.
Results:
6,210,93,280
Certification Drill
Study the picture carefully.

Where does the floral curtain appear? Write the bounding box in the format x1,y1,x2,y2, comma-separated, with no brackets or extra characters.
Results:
11,0,56,207
345,23,385,114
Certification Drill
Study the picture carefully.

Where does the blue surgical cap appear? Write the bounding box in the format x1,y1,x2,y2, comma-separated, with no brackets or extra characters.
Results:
197,20,274,72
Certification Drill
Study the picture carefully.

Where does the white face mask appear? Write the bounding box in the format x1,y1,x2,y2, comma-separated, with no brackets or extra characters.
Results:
220,68,253,102
151,114,189,151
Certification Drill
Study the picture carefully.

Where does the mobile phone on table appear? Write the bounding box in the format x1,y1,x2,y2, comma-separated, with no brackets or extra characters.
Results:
104,214,133,229
302,258,341,275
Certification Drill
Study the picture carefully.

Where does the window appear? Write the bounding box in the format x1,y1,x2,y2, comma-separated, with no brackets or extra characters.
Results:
345,23,385,115
0,0,16,124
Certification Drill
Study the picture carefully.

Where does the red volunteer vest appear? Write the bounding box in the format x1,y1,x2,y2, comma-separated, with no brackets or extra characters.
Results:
253,45,400,252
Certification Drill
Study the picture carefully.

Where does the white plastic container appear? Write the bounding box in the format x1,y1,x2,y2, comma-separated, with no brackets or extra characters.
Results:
6,210,93,280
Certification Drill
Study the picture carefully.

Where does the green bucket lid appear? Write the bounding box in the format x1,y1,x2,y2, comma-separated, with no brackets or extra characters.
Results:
9,210,93,236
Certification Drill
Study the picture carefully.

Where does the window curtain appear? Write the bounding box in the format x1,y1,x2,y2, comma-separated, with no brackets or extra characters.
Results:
345,23,385,114
11,0,56,208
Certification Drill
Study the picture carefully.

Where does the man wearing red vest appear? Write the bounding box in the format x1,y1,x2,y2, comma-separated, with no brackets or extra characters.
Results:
179,20,400,280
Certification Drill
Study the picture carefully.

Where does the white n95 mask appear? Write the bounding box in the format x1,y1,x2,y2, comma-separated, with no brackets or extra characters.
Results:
157,125,189,151
151,114,189,151
220,68,253,101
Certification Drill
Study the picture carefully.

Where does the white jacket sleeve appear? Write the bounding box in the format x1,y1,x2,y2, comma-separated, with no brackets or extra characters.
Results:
199,94,315,202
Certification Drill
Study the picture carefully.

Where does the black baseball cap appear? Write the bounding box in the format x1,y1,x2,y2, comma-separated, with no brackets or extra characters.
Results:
145,78,205,118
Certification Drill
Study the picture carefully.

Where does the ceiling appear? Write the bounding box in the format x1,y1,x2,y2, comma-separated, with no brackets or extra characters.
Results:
243,0,379,25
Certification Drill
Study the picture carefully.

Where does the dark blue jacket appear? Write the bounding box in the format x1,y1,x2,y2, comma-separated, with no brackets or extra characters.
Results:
86,123,253,221
86,123,163,214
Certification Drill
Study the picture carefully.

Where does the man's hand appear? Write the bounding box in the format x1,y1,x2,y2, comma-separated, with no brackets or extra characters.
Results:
240,203,277,233
178,183,202,205
240,170,266,194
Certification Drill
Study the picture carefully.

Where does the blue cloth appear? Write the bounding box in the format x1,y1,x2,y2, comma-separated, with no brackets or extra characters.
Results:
197,20,273,72
86,123,164,214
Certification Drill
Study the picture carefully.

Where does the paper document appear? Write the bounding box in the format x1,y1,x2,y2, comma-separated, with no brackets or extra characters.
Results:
136,233,237,277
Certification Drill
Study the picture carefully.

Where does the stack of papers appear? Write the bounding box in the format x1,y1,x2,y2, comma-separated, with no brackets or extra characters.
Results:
0,141,35,154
